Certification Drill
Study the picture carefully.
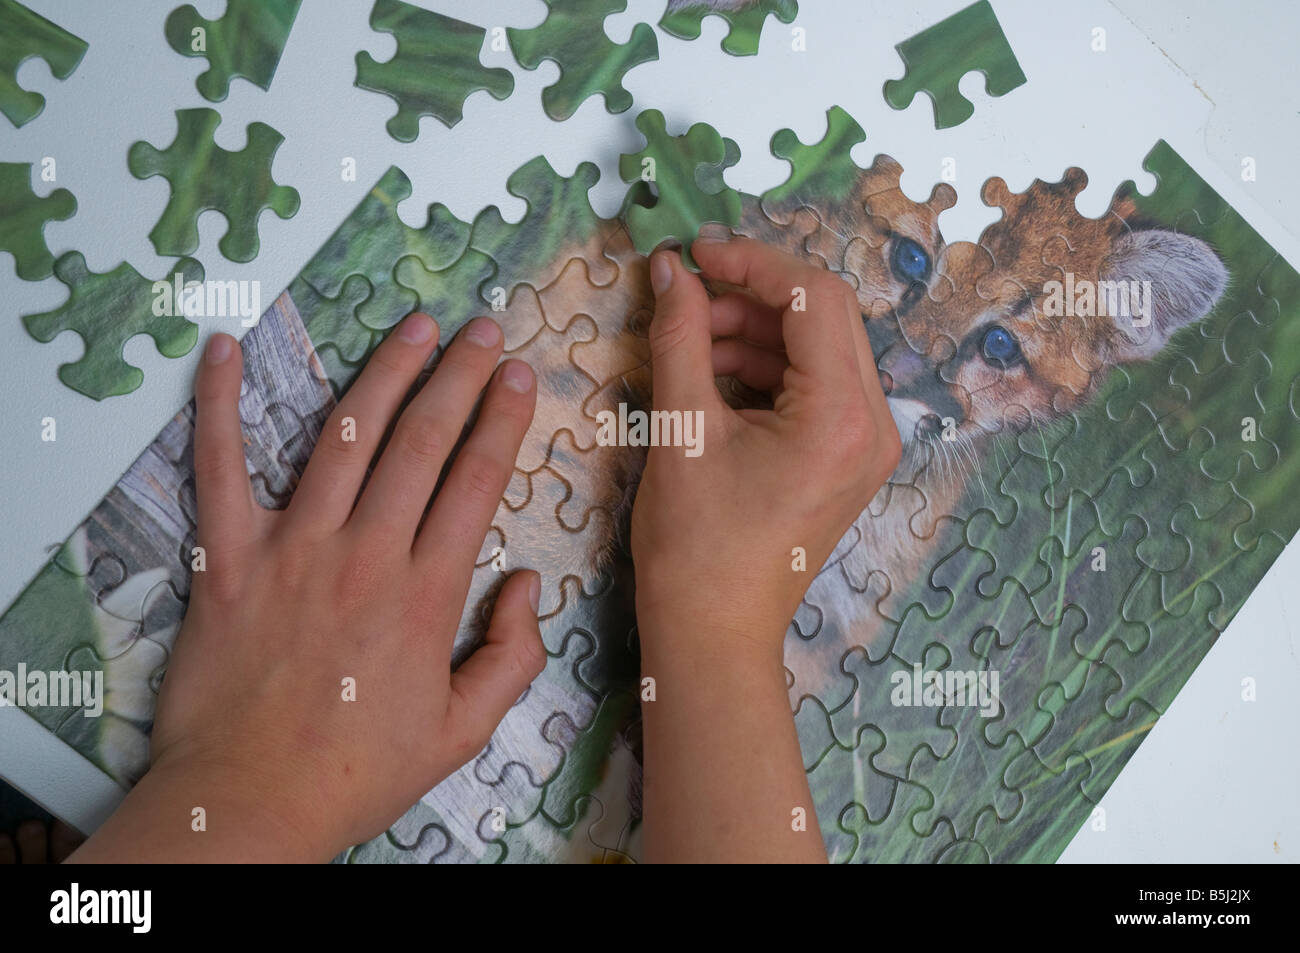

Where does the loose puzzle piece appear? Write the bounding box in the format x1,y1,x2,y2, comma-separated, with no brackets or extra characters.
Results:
164,0,302,102
0,0,87,127
0,161,76,280
508,0,658,121
618,108,742,268
22,251,203,400
659,0,798,57
355,0,513,141
883,0,1026,129
128,107,300,263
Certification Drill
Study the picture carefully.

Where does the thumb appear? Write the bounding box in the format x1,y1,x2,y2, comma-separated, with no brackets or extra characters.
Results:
445,571,546,752
648,249,721,413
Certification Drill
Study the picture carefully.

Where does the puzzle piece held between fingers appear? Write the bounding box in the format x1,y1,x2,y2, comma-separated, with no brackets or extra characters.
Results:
618,109,742,269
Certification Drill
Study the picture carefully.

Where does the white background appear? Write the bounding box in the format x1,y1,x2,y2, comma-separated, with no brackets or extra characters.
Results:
0,0,1295,862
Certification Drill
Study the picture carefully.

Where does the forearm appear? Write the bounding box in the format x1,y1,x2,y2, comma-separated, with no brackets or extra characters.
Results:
68,759,324,864
638,610,827,864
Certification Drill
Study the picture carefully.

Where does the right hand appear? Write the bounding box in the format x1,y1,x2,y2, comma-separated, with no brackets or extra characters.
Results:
630,237,902,657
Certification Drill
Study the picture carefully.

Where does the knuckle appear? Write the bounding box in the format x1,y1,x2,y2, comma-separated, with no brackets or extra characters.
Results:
396,413,447,465
458,448,505,503
516,638,547,681
649,312,691,360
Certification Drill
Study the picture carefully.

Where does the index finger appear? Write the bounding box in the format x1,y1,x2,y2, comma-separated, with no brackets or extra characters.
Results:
692,236,862,389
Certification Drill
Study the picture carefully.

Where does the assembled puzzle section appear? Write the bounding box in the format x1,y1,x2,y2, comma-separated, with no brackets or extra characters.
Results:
0,295,335,784
355,0,514,141
164,0,302,102
883,0,1026,129
0,0,87,127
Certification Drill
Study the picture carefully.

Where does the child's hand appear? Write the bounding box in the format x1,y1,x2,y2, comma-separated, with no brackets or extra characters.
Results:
632,238,901,659
72,314,543,862
630,238,900,863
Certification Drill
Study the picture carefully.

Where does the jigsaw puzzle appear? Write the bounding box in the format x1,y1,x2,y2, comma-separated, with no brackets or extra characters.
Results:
164,0,302,102
659,0,798,57
127,107,300,262
0,161,76,281
20,252,204,401
508,0,659,122
355,0,514,141
883,0,1026,129
2,0,1298,866
0,0,86,127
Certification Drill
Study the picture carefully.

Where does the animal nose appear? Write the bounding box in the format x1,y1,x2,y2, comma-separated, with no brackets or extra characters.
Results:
918,413,943,437
878,369,894,395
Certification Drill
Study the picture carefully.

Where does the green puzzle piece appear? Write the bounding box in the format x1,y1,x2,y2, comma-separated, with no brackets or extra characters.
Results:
356,0,514,142
761,105,866,215
508,0,658,121
0,161,76,280
618,108,741,269
0,0,87,127
127,107,300,263
22,251,203,401
883,0,1026,130
659,0,797,57
164,0,302,102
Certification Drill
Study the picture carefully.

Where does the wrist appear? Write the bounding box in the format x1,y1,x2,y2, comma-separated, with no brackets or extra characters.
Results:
72,752,332,863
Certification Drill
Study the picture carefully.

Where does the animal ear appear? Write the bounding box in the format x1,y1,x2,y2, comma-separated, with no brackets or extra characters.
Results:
1103,229,1228,361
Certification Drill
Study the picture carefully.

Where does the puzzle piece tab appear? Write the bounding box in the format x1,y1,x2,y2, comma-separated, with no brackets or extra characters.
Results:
0,0,87,127
356,0,513,141
128,107,300,263
164,0,302,102
508,0,658,121
618,108,741,268
22,251,203,400
883,0,1026,129
0,161,76,280
659,0,798,57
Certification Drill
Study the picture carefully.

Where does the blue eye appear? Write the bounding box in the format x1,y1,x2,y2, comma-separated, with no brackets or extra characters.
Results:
890,237,930,284
980,326,1022,367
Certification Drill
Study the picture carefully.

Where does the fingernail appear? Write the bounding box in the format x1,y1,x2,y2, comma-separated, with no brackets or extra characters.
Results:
465,317,500,347
398,312,435,344
694,231,730,245
205,335,232,364
528,573,541,614
501,360,534,393
650,253,673,295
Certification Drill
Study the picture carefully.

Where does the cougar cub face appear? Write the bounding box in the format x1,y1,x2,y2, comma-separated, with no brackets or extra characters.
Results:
864,172,1228,489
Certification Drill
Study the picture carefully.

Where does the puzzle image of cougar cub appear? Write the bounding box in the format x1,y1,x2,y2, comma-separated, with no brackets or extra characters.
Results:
481,159,1227,713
